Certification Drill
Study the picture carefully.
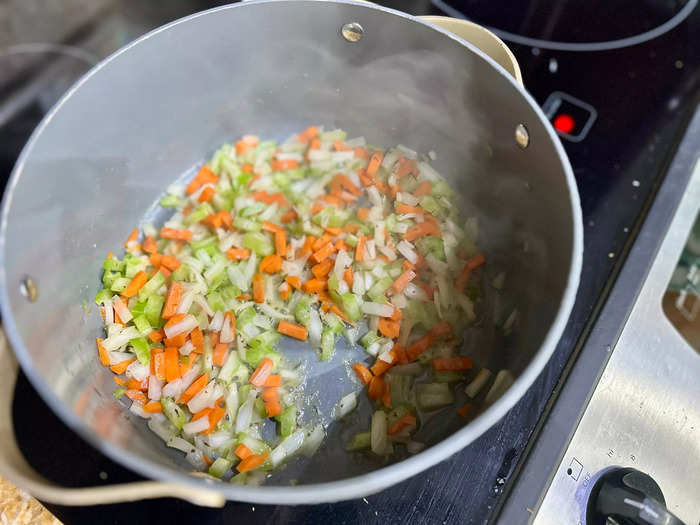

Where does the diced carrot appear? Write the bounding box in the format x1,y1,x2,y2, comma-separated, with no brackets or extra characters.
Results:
146,329,163,344
396,203,425,215
164,312,186,328
160,255,181,271
182,205,193,217
329,304,351,325
432,357,473,371
382,383,392,408
235,135,259,155
356,207,370,221
388,413,417,435
250,191,290,208
271,159,299,171
110,358,136,375
312,234,331,252
430,321,453,338
187,328,202,352
311,259,333,278
324,226,342,237
393,343,408,365
371,355,395,376
302,278,327,294
178,372,210,404
96,338,110,366
149,253,163,268
113,376,126,387
354,147,369,159
227,248,251,261
262,221,284,233
143,402,163,413
198,186,215,203
212,342,228,367
260,254,282,274
396,158,418,178
202,454,214,466
234,444,253,460
124,228,139,247
334,238,349,252
402,260,414,272
280,209,297,223
355,234,366,262
203,406,226,434
406,334,434,362
126,378,148,391
126,390,148,404
279,282,291,301
209,331,220,348
310,202,324,215
298,126,319,143
274,230,286,257
253,273,265,303
237,294,252,300
250,358,274,387
343,267,354,287
368,375,385,400
333,140,351,151
106,251,114,259
455,253,486,293
285,275,301,290
343,223,361,234
262,387,282,417
152,351,166,380
391,269,416,294
164,347,180,383
160,281,183,320
237,451,269,473
262,374,281,387
334,173,362,196
378,318,400,339
457,403,473,418
414,181,432,198
142,236,158,254
191,407,212,422
309,138,321,150
179,354,196,376
366,151,384,178
277,320,308,341
358,170,373,187
160,227,192,242
403,222,440,242
186,166,219,195
352,363,373,384
390,308,403,322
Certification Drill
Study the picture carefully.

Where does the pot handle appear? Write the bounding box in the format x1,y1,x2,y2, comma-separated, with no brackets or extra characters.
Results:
0,328,225,508
419,16,524,87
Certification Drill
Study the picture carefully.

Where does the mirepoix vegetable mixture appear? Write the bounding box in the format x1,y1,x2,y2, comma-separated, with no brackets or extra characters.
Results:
95,126,502,485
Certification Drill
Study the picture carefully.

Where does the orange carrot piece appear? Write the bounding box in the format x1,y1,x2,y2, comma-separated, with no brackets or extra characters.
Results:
457,403,473,418
241,163,254,173
366,151,384,178
285,275,301,290
356,207,370,221
178,373,210,404
354,147,369,158
392,269,416,294
164,333,186,347
300,236,316,255
388,413,417,435
212,342,228,367
262,374,281,387
310,202,324,215
352,363,373,385
161,281,183,320
186,166,219,195
106,251,114,259
390,308,403,322
164,347,180,383
324,226,342,237
377,318,400,339
122,271,148,298
274,230,286,257
110,358,136,375
432,357,473,371
149,253,163,268
279,282,291,301
382,383,392,408
164,312,186,328
160,227,192,242
253,273,265,303
280,209,297,223
311,259,333,278
403,222,440,242
277,320,308,341
237,451,269,473
396,203,425,215
393,343,408,365
96,338,110,366
312,234,332,252
143,402,163,413
430,321,453,338
160,255,181,271
414,181,432,198
124,228,138,247
334,238,349,251
126,378,148,391
371,355,394,376
126,390,148,404
343,267,354,287
188,327,202,351
368,375,385,400
191,407,213,422
302,278,327,294
355,234,366,262
260,254,282,274
142,236,158,254
334,173,362,196
298,126,319,143
396,158,418,178
455,253,486,292
271,159,299,171
113,376,126,387
262,387,282,417
262,221,284,233
227,248,251,261
198,185,215,203
250,357,274,387
203,406,226,434
406,334,434,362
234,444,253,460
179,355,196,376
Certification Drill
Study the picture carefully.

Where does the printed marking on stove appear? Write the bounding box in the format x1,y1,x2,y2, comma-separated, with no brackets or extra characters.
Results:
542,92,597,143
567,457,583,481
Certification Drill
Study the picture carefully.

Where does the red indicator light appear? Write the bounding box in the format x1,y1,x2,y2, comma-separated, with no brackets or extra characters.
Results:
553,114,575,134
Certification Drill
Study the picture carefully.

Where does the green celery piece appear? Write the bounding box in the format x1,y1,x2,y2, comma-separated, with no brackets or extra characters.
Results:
367,277,392,298
340,293,362,321
208,457,233,479
328,274,340,293
384,214,397,231
238,385,252,406
113,387,127,399
171,264,189,282
160,194,181,208
418,195,442,216
319,129,347,141
250,330,280,349
275,406,296,437
125,256,147,278
144,294,165,326
184,203,214,225
244,347,280,368
102,270,120,288
243,232,273,256
220,285,242,303
110,277,130,293
132,315,152,335
233,217,261,232
241,202,266,217
416,237,445,261
360,330,381,348
320,328,335,361
230,472,248,485
102,258,125,272
130,337,151,365
344,234,358,247
207,291,226,312
161,398,188,429
137,271,166,301
294,298,312,327
254,398,267,418
345,431,371,451
94,288,113,305
237,307,257,329
190,236,217,252
130,300,147,317
324,312,344,334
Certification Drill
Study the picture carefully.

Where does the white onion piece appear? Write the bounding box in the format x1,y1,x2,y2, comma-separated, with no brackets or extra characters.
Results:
108,351,133,365
337,279,349,295
208,311,224,332
390,362,423,375
103,326,141,352
269,430,305,467
378,245,397,261
276,152,303,162
396,144,417,159
193,294,213,317
179,340,195,356
403,282,428,301
367,186,382,207
167,436,196,454
220,315,234,343
309,309,322,348
361,302,394,317
176,290,195,315
407,441,426,454
188,380,223,413
185,449,207,471
125,361,149,382
183,417,210,435
148,418,175,442
103,299,114,325
334,392,357,420
392,293,407,309
258,303,293,320
369,315,379,333
148,376,163,401
112,296,133,323
366,239,376,260
236,390,257,433
366,341,380,357
370,410,388,455
164,314,198,339
484,370,514,406
333,250,350,282
466,368,493,398
397,192,419,206
129,403,150,419
301,425,325,457
397,240,418,264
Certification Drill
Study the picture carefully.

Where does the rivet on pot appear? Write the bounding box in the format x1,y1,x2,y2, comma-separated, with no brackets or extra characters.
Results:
515,124,530,149
341,22,364,42
20,276,38,302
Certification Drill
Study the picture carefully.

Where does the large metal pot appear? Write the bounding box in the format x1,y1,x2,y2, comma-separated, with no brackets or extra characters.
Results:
0,0,582,506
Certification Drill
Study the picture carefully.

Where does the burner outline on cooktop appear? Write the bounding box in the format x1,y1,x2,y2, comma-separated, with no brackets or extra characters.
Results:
542,91,597,143
431,0,697,52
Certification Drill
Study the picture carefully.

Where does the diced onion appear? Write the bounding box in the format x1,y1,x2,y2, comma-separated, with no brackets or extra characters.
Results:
113,296,133,323
208,311,224,332
270,430,305,467
466,368,492,398
164,314,198,339
361,302,394,317
183,417,210,435
484,370,514,406
148,376,163,401
220,315,234,343
397,240,418,264
370,410,388,455
334,391,357,420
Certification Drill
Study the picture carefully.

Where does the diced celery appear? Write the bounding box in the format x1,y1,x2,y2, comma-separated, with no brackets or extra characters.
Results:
113,387,126,399
125,256,147,278
130,337,151,365
367,277,392,298
110,277,130,293
340,293,362,321
390,374,413,407
171,264,189,282
243,232,273,256
324,313,344,334
161,397,188,429
237,307,257,330
250,330,280,349
360,330,381,348
254,398,267,418
434,371,466,383
207,291,226,312
137,271,166,301
275,406,297,437
241,202,266,217
238,385,252,406
130,300,147,317
208,457,233,479
416,237,445,261
431,180,453,198
244,347,281,368
218,351,242,383
102,270,120,288
94,288,113,305
102,258,125,272
132,315,152,335
345,431,371,451
320,328,335,361
328,274,340,293
294,298,312,327
416,383,454,411
418,195,442,216
160,194,182,208
319,129,347,141
230,472,248,484
384,214,397,232
344,234,358,247
144,294,165,326
233,217,261,232
191,236,217,252
219,285,241,303
184,203,214,225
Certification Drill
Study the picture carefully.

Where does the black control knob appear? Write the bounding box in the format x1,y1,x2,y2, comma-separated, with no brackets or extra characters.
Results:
586,467,686,525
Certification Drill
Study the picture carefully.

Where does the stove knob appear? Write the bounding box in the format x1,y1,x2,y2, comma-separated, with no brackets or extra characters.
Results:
586,467,686,525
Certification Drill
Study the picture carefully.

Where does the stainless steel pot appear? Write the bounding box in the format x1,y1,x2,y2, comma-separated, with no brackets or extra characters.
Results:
0,0,582,506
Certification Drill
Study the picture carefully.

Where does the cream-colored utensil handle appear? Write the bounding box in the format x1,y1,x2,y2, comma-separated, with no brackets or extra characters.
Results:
0,327,225,507
419,16,524,87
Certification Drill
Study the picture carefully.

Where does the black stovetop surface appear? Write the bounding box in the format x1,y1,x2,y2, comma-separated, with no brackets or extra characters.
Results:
4,1,700,524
